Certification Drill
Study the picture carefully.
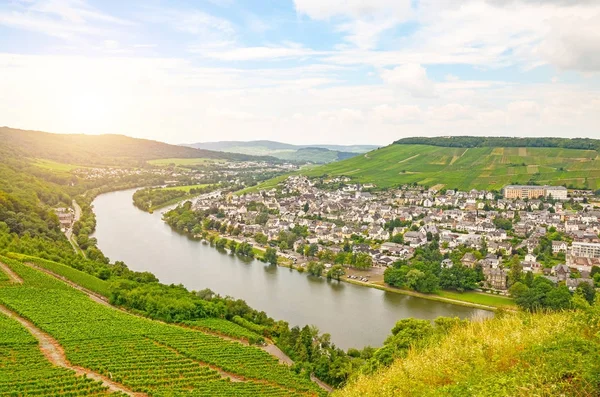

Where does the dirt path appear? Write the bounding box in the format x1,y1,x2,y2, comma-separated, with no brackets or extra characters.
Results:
261,343,294,366
0,304,142,396
0,261,23,284
311,374,334,393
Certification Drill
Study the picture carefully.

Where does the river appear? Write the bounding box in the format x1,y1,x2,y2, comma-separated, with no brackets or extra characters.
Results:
92,189,492,349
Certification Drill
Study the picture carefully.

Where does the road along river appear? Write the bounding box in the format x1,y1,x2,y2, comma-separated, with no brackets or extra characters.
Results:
92,189,493,349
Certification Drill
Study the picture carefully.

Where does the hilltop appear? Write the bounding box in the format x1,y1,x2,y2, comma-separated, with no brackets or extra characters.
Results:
0,127,274,166
184,140,378,164
293,137,600,191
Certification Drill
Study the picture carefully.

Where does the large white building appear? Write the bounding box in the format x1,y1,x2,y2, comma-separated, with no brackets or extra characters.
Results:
502,185,568,200
571,242,600,259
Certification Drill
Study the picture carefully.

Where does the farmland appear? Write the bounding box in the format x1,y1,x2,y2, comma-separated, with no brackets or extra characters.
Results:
0,257,324,397
299,144,600,191
0,311,113,396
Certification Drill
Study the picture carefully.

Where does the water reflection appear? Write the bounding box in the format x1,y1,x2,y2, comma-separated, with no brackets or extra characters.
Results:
93,189,494,349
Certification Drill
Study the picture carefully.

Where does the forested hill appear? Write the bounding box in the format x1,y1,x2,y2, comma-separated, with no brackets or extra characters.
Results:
0,127,275,166
395,136,600,152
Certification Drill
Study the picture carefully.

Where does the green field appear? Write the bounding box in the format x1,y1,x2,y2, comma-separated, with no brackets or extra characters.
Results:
164,183,210,192
29,158,85,172
292,144,600,190
438,290,516,308
0,257,323,397
148,158,226,166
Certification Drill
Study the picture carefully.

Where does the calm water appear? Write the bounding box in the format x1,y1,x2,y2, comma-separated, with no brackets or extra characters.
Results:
92,189,492,349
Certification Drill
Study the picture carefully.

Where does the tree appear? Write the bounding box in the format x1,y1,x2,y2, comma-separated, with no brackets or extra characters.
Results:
575,282,596,304
307,243,319,257
544,285,572,310
507,256,523,287
307,261,325,277
254,233,268,245
509,281,529,298
303,203,309,212
327,264,345,281
264,247,278,265
279,241,288,251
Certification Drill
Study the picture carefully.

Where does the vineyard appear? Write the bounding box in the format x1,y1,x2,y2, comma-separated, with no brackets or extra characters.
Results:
183,318,265,344
6,253,112,297
0,269,7,283
0,256,326,396
0,312,114,396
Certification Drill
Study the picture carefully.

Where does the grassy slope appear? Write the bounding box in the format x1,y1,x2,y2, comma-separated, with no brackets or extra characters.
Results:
301,144,600,190
338,308,600,397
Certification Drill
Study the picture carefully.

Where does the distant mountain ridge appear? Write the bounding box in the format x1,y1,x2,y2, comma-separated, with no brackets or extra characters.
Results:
0,127,276,166
183,140,378,164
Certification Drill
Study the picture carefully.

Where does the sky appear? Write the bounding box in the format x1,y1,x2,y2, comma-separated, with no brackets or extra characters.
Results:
0,0,599,146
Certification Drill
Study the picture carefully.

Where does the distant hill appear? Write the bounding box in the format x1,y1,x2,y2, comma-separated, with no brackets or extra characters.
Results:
0,127,274,166
279,137,600,191
184,140,378,164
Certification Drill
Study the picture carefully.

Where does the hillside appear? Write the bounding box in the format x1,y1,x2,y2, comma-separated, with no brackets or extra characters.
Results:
184,140,377,164
299,141,600,190
0,257,324,396
0,127,272,166
337,306,600,397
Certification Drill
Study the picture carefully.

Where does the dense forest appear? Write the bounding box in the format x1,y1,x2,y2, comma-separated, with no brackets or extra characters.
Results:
394,136,600,151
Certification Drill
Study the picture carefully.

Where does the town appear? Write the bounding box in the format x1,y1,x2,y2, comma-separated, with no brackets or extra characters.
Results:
175,177,600,296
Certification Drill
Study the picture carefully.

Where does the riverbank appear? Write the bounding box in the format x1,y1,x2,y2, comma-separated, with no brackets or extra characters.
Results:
193,231,511,311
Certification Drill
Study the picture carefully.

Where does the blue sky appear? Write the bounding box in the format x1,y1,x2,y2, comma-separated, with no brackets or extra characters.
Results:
0,0,599,145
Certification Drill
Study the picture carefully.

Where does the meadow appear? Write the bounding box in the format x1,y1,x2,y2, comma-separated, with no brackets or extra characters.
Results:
300,144,600,190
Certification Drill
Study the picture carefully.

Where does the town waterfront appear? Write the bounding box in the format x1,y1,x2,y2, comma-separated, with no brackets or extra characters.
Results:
92,188,493,349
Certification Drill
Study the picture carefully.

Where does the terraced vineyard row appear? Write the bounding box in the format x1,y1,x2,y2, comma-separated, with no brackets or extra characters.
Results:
183,318,264,344
0,256,325,396
0,312,114,396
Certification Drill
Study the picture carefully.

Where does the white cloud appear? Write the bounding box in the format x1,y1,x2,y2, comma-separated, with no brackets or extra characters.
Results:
192,43,321,61
294,0,413,49
0,0,131,40
380,64,435,97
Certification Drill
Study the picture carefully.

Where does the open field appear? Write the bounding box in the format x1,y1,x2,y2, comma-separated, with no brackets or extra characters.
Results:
297,144,600,190
437,290,516,308
29,158,86,172
148,158,226,166
164,183,210,192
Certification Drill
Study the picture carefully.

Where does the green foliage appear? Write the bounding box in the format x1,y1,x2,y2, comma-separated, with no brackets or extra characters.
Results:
327,264,346,281
394,136,600,151
307,261,325,277
512,276,573,311
133,187,187,211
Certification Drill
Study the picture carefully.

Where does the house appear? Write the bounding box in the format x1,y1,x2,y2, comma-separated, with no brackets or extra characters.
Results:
551,264,571,281
552,241,568,254
461,252,477,268
404,231,427,247
486,268,508,290
441,259,454,269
